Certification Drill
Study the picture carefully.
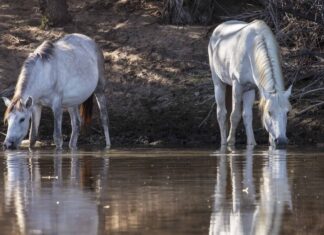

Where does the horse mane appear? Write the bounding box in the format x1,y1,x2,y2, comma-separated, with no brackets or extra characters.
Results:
4,40,54,122
259,93,292,127
253,24,284,94
252,20,287,123
4,96,23,123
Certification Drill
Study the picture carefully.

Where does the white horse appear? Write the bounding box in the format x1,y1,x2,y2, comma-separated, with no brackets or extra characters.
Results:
2,33,111,150
208,20,292,148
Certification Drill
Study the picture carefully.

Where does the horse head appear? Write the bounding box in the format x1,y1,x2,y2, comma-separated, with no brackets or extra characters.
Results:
2,96,33,149
260,86,292,148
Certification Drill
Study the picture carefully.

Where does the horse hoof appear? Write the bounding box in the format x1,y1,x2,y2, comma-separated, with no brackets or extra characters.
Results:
69,146,78,151
227,142,235,146
247,142,257,146
55,146,63,151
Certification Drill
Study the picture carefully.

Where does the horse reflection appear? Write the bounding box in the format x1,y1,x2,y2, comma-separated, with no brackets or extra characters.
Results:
209,147,291,235
4,151,109,235
254,148,292,235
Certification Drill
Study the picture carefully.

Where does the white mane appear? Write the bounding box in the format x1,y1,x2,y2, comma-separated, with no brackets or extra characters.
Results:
252,21,284,93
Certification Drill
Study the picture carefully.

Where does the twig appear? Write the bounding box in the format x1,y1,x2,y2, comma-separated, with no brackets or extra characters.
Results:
219,10,264,21
199,102,215,128
292,87,324,99
91,127,102,134
295,101,324,116
196,95,214,105
0,85,15,97
173,59,209,67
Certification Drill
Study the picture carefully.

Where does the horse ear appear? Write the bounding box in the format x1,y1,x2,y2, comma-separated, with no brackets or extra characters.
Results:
22,96,33,109
284,85,292,98
2,97,11,107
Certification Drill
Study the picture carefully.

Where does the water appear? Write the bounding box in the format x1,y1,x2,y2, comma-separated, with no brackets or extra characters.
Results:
0,147,323,235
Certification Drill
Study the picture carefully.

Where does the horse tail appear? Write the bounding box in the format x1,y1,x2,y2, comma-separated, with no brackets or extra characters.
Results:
80,94,94,126
225,85,232,133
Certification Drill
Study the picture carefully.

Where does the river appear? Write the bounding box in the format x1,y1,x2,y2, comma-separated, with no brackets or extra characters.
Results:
0,146,323,235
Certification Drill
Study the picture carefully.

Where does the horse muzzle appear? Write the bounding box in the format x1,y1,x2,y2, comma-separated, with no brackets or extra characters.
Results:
3,140,18,150
274,137,288,149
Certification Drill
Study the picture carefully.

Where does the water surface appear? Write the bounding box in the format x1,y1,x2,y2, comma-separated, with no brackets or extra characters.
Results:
0,147,323,235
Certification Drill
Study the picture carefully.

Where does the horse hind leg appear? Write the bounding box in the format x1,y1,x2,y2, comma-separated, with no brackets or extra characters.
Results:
94,45,111,148
68,106,81,150
94,90,111,148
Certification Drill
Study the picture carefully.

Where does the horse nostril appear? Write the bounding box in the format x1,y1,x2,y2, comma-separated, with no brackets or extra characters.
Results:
3,141,16,150
275,137,288,147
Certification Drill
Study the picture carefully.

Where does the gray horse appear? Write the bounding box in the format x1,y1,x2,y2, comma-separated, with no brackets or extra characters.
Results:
2,33,111,150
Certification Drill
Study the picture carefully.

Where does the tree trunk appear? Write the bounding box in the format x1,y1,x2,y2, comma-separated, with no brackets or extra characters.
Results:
162,0,243,25
39,0,71,27
162,0,192,25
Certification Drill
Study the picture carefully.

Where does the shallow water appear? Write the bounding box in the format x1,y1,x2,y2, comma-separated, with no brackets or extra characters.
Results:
0,147,323,235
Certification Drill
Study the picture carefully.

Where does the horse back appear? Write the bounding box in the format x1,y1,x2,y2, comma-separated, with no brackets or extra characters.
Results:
52,34,100,106
209,20,272,86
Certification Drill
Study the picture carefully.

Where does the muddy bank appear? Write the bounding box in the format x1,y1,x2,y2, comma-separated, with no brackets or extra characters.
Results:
0,0,323,147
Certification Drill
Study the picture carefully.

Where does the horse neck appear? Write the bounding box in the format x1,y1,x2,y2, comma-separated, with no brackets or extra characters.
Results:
253,32,284,94
15,62,44,101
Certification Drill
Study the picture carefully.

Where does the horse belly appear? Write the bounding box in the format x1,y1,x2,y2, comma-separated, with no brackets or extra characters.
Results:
61,77,98,107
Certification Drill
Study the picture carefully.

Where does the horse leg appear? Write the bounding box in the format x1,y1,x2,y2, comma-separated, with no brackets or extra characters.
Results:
227,83,243,146
68,106,81,150
94,45,111,148
52,103,63,150
29,105,42,148
243,90,257,145
214,84,227,145
94,91,111,148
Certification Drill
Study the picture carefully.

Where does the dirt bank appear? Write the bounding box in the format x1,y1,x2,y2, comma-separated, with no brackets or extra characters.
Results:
0,0,323,147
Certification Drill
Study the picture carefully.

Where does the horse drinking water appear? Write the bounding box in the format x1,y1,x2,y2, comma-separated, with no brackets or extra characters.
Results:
208,20,292,148
2,33,111,150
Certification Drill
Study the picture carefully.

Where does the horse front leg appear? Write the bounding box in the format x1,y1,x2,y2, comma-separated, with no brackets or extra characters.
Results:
68,106,81,150
214,84,227,145
29,105,42,148
94,92,111,149
243,90,256,145
52,103,63,150
227,83,242,146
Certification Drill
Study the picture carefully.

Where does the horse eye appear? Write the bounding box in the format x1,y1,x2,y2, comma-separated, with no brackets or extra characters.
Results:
19,118,25,123
268,111,272,116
